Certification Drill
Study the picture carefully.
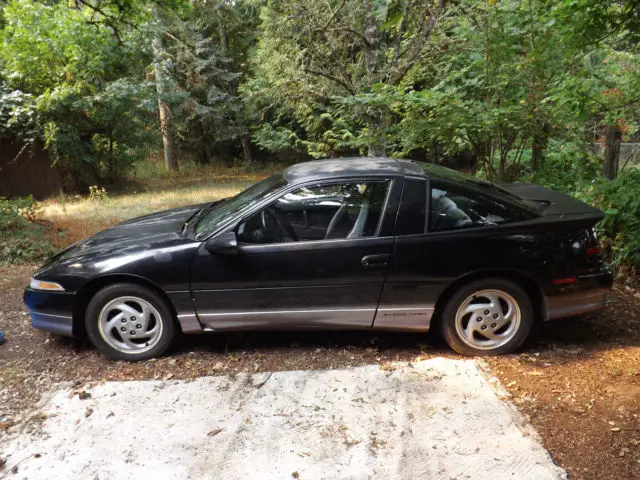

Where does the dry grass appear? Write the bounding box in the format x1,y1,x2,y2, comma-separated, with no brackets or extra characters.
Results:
41,168,268,248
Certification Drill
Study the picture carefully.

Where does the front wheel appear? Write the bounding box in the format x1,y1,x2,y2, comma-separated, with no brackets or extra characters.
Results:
440,278,534,356
85,283,176,361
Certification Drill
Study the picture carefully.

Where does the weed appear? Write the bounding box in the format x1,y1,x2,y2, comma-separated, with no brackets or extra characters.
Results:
88,185,109,202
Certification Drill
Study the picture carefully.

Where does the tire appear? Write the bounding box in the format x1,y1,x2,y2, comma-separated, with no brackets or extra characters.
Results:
439,278,534,356
85,283,176,361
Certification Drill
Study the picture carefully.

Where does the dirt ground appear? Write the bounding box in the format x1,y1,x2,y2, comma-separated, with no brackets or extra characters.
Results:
1,264,639,480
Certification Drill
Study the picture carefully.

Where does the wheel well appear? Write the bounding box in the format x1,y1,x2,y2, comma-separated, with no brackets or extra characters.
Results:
431,270,546,328
72,275,179,337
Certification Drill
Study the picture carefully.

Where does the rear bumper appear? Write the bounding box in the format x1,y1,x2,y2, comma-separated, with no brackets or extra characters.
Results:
23,288,75,337
544,271,613,320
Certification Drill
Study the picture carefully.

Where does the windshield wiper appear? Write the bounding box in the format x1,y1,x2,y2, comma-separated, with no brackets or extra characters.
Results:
181,205,214,234
181,209,202,234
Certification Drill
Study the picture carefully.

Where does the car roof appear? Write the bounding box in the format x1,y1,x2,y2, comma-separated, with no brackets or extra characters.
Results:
282,157,427,183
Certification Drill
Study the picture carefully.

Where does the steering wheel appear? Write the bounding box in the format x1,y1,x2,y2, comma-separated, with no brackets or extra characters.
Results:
260,208,299,242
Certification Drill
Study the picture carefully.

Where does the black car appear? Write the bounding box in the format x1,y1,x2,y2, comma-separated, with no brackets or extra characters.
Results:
24,158,613,360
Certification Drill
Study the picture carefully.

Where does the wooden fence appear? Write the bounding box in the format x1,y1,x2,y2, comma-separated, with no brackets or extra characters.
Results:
0,139,62,199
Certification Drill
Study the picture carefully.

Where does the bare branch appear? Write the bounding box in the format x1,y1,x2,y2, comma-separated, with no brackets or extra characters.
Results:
323,0,348,31
423,0,446,40
327,27,372,47
303,68,356,94
393,0,414,66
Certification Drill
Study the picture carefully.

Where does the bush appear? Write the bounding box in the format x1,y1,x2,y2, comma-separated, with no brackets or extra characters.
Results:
0,196,57,264
590,170,640,272
0,195,36,232
530,139,602,192
1,235,58,264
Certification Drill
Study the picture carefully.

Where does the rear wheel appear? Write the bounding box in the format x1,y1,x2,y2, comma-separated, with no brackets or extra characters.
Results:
440,278,534,356
85,283,176,361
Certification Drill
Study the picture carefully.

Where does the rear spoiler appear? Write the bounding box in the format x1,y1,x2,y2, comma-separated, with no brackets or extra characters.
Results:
501,183,604,221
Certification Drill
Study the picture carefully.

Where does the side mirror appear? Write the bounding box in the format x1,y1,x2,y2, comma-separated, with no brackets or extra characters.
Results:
205,231,239,255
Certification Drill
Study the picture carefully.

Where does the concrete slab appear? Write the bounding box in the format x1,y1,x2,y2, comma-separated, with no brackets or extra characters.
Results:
1,358,565,479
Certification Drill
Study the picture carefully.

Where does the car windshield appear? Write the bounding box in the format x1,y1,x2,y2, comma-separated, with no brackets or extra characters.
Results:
194,175,287,239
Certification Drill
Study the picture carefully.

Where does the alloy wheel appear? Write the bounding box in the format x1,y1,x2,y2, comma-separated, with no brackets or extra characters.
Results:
98,296,163,355
454,289,521,351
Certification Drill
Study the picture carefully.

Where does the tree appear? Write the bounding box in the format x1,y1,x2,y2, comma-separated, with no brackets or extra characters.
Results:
247,0,448,157
0,0,156,188
152,5,179,172
163,0,259,165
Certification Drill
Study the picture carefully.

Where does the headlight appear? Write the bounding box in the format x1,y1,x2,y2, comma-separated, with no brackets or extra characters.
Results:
30,278,66,291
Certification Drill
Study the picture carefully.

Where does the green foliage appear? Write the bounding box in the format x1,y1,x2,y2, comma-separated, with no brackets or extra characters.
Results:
0,196,56,264
0,195,36,231
0,0,156,188
245,0,450,157
1,235,57,265
528,139,602,192
533,144,640,270
0,82,36,141
591,170,640,271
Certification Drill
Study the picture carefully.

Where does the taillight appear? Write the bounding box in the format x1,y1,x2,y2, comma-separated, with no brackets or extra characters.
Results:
586,246,601,257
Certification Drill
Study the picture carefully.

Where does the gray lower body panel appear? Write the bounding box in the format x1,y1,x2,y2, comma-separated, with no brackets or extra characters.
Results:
545,288,608,320
372,306,434,331
197,308,376,331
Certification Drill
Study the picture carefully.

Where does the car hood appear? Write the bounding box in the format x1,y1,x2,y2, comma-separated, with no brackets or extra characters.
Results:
37,203,208,272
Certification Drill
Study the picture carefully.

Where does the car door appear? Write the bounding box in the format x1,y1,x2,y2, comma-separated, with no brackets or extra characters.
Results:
375,177,536,331
190,176,402,330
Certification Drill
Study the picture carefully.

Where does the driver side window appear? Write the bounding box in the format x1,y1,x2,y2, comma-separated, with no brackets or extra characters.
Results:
237,181,390,244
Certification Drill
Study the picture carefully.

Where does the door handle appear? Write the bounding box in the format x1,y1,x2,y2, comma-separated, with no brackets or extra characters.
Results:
361,254,390,269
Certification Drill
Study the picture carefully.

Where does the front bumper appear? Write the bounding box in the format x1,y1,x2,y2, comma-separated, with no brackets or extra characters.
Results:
23,288,75,336
544,271,613,320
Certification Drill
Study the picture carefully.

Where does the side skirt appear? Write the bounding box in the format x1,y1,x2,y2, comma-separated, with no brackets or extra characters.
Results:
178,306,435,333
372,306,434,332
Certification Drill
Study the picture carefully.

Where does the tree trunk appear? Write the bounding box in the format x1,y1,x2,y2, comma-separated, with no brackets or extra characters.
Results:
152,7,179,172
217,18,252,164
364,20,378,84
240,135,253,163
364,3,385,157
604,124,622,180
531,122,550,171
368,142,386,157
474,140,491,179
497,153,506,184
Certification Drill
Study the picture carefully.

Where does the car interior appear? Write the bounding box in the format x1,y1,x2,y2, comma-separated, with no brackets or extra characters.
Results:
237,182,389,244
430,186,515,231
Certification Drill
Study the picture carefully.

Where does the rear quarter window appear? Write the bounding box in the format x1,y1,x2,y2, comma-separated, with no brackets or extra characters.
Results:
429,181,531,232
